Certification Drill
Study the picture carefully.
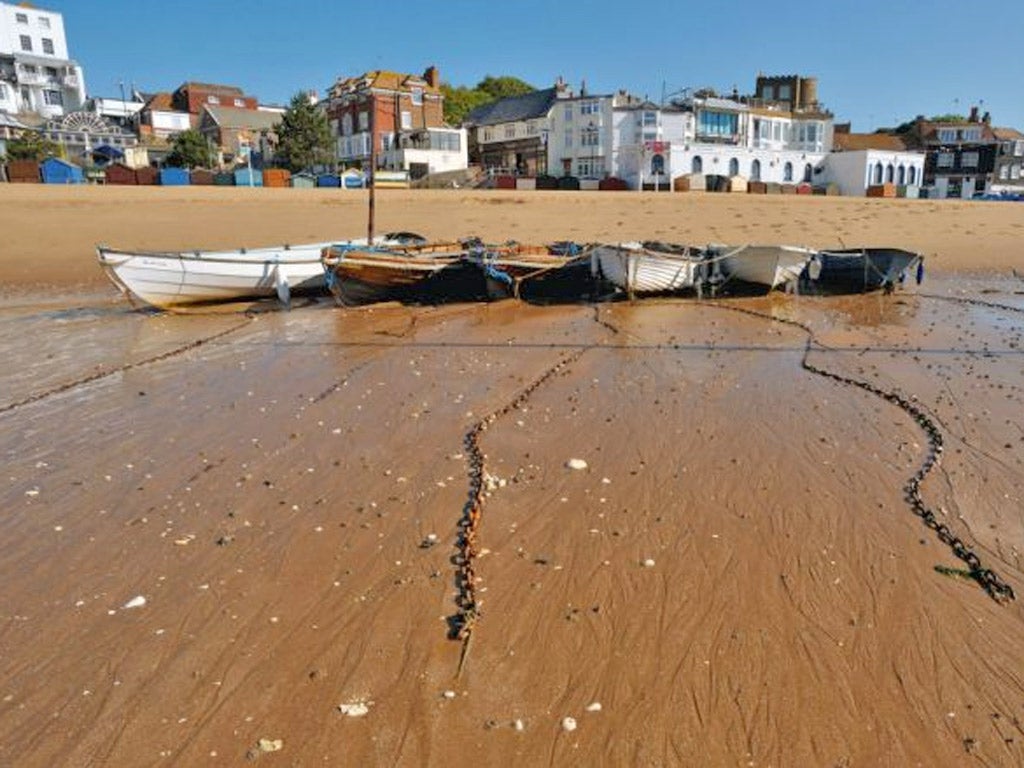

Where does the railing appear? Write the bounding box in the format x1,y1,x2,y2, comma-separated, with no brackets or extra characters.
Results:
63,75,79,88
17,71,47,86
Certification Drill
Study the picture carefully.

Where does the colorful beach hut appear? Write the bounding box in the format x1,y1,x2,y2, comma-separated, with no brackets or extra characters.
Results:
40,158,84,184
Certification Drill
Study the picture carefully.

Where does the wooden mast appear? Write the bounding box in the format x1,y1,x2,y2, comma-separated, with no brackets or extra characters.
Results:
367,89,376,244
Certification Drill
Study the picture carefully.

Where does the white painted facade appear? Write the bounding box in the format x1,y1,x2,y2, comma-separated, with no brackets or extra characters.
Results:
0,1,85,118
381,127,468,175
820,149,926,196
148,109,192,137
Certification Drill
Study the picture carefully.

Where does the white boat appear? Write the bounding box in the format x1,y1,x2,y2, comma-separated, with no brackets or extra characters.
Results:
97,232,424,310
592,242,705,295
709,244,815,291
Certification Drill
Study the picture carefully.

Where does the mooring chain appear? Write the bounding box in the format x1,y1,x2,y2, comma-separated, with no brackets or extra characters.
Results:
919,292,1024,317
706,301,1015,604
0,315,254,417
453,348,589,653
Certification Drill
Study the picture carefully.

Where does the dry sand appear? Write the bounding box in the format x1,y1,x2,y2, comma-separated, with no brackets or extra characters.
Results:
1,186,1023,766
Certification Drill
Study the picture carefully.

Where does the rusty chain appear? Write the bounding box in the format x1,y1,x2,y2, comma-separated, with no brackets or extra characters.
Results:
706,300,1015,604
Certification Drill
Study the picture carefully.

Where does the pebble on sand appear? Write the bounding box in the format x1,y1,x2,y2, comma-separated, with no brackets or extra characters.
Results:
338,701,371,717
585,702,602,712
566,459,588,471
562,716,578,732
257,738,283,753
122,595,147,609
642,558,656,568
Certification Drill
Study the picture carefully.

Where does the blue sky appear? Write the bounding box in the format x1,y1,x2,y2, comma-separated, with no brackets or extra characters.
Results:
53,0,1024,131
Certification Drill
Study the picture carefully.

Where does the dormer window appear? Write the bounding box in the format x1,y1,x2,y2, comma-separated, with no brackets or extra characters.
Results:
411,87,423,106
207,95,220,104
234,98,245,107
15,12,27,23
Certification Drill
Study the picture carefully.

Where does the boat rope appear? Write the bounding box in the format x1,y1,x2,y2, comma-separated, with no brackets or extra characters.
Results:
0,315,255,417
452,307,618,675
702,299,1015,604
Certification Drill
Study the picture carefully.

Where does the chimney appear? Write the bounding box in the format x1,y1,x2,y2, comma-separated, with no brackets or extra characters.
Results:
969,105,979,122
423,66,439,89
580,79,588,97
982,111,991,124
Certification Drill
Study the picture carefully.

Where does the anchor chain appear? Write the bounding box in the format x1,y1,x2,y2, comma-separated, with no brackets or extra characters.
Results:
707,301,1015,604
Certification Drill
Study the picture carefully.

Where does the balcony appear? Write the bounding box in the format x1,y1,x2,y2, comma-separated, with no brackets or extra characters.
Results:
63,74,79,88
17,70,47,86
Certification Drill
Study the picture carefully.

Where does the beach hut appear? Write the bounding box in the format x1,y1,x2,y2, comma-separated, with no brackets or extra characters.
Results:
341,169,366,189
866,183,896,198
40,158,84,184
557,176,580,191
317,173,341,188
728,176,748,193
578,178,600,191
134,166,158,185
158,167,190,186
234,167,263,186
599,177,628,191
262,168,291,188
515,177,536,190
190,168,214,185
747,181,767,194
7,159,41,183
535,175,559,190
795,182,813,195
291,172,316,188
213,171,235,186
104,163,137,185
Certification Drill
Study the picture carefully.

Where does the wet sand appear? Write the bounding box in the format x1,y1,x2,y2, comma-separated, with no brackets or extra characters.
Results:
1,187,1024,766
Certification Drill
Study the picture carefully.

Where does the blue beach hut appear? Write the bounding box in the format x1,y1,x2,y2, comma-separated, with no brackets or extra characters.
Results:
40,157,84,184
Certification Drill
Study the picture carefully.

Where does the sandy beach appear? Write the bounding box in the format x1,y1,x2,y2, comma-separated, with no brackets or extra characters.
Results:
1,186,1023,766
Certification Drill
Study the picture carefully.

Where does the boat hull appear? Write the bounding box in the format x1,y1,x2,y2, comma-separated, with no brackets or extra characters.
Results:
97,244,330,310
809,248,923,293
470,245,580,300
713,244,815,291
593,244,702,295
323,243,466,306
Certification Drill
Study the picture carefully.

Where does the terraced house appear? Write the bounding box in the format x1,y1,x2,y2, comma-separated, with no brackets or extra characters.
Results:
323,66,466,179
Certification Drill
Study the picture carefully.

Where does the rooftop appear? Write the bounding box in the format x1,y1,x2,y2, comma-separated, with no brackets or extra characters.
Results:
833,132,909,152
202,105,281,131
464,87,561,127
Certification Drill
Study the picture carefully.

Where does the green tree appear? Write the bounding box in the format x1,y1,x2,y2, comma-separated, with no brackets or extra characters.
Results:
441,75,536,125
476,75,535,101
275,91,333,172
166,129,214,169
4,131,60,161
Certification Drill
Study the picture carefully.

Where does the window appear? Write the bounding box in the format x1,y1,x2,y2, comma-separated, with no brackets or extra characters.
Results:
698,111,737,137
908,166,916,184
39,16,50,28
806,124,818,145
410,87,423,106
22,64,37,73
999,165,1010,180
564,104,572,121
936,152,954,168
885,164,894,183
564,128,572,148
45,66,58,78
401,111,412,129
778,84,792,101
728,157,739,176
358,111,368,130
692,156,703,173
873,163,883,183
772,122,781,141
581,127,599,147
961,151,979,168
963,128,981,141
504,123,515,138
751,159,761,181
341,114,352,135
577,157,605,177
20,35,32,52
897,165,906,185
233,98,245,107
482,127,493,142
0,83,7,100
937,129,956,143
15,12,27,23
207,95,220,104
783,161,793,181
43,90,63,106
380,132,394,151
641,110,657,126
1012,164,1021,180
527,120,538,136
1014,141,1024,157
580,100,599,115
42,38,54,54
803,163,813,182
650,154,665,175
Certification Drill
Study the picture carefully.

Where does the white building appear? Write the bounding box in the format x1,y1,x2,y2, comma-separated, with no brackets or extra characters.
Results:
821,131,925,195
0,1,86,118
